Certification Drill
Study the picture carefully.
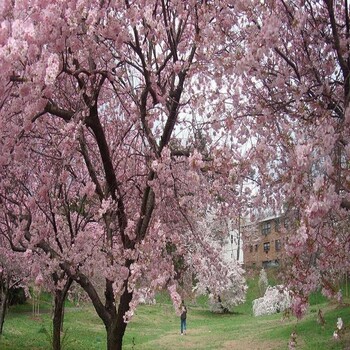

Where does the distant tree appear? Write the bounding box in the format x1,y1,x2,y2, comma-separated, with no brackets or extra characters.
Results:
205,261,247,314
194,218,247,313
0,245,28,334
230,0,350,316
0,168,81,349
8,287,26,306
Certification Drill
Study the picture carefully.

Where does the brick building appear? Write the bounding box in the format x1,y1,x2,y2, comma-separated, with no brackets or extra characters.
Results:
242,215,291,268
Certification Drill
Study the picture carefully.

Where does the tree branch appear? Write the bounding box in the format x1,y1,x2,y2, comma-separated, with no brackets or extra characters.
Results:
44,102,74,122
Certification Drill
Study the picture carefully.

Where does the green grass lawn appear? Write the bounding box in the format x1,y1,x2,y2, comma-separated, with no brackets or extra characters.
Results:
1,283,350,349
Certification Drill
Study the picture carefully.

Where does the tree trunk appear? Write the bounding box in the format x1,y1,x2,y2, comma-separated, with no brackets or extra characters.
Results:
106,322,119,350
0,282,9,334
58,258,134,350
105,288,133,350
52,291,64,350
52,278,73,350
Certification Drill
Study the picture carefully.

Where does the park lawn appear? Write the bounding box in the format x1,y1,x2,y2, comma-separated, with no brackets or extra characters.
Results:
0,294,350,349
123,301,350,350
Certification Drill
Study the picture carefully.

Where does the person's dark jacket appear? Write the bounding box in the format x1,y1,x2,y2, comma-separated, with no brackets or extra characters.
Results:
181,307,187,320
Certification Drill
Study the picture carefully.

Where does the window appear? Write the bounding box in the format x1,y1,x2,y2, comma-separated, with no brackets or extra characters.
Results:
230,235,234,244
262,260,270,268
262,221,271,235
263,260,279,268
275,218,280,231
275,239,282,251
263,242,270,252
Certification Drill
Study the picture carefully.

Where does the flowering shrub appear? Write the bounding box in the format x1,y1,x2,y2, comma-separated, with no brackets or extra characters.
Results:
252,285,292,316
196,255,247,314
333,317,345,340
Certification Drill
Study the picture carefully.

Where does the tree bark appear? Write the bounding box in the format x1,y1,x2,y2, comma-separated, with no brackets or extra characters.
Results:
52,278,73,350
0,280,9,334
104,286,133,350
52,291,64,350
106,321,119,350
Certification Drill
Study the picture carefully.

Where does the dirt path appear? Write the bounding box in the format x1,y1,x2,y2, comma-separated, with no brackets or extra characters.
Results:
222,339,285,350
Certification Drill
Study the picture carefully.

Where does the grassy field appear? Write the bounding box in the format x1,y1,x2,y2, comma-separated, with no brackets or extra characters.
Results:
1,277,350,349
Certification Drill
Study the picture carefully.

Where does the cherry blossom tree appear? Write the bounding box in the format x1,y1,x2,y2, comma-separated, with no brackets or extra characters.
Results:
0,240,29,334
201,259,247,314
229,0,350,315
2,0,348,337
0,1,249,348
0,172,77,350
191,215,247,313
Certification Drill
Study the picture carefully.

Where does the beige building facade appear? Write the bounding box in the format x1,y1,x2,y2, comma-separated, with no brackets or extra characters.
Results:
243,215,291,268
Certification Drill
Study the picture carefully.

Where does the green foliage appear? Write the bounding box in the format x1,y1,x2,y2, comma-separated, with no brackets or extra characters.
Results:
309,289,328,306
8,287,26,306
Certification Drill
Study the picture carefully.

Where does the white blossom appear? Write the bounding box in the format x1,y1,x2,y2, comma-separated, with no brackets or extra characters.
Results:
337,317,343,330
252,285,292,316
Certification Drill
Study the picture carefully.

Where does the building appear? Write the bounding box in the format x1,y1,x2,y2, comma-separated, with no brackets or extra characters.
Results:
242,214,291,268
223,225,244,264
204,211,244,264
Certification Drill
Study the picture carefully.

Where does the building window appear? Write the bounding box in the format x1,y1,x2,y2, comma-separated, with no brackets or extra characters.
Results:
263,242,270,252
275,218,280,231
230,235,234,244
263,260,279,268
275,239,282,251
262,221,271,236
262,260,270,268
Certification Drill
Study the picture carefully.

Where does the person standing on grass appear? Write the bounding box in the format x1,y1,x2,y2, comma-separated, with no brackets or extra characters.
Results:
180,302,187,335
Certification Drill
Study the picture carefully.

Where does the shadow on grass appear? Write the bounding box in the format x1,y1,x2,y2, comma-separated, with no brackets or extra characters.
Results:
192,308,245,318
